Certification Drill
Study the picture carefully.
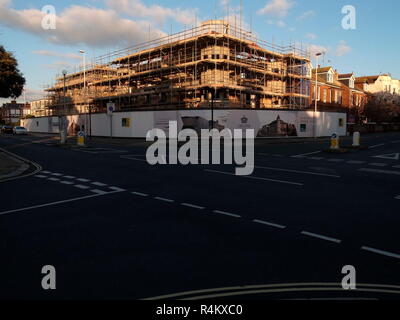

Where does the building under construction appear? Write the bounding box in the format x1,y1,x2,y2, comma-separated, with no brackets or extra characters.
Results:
46,20,312,115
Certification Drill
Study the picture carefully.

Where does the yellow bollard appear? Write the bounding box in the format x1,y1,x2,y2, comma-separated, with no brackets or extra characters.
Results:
77,131,85,146
330,133,339,150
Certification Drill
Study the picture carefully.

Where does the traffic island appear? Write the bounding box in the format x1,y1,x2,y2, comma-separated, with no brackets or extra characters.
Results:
0,150,30,181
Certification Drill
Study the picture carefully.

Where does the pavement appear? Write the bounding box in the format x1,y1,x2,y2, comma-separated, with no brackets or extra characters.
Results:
0,131,400,300
0,146,31,181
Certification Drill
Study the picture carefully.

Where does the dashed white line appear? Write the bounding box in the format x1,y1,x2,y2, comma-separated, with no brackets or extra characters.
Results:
132,192,149,197
358,168,400,176
90,189,108,195
308,157,324,160
181,203,205,210
292,151,322,158
395,195,400,200
361,246,400,259
368,163,388,167
51,173,63,176
253,219,286,229
109,186,126,192
255,166,340,178
92,182,107,187
63,175,76,179
369,143,385,149
393,165,400,169
213,210,241,218
204,169,304,186
35,175,47,178
74,184,90,190
60,181,74,185
42,171,51,174
48,177,60,181
154,197,174,203
77,178,90,182
301,231,342,244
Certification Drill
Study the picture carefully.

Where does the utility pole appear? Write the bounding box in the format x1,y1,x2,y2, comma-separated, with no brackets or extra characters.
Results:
314,52,322,139
60,70,67,144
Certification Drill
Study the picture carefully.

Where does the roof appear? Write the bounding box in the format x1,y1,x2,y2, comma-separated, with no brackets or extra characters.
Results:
313,66,333,73
355,75,383,84
312,74,342,88
338,73,354,79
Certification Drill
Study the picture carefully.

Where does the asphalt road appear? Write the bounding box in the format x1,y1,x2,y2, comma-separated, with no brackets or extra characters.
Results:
0,132,400,300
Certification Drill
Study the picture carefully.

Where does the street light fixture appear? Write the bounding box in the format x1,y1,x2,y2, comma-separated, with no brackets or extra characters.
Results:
314,52,322,139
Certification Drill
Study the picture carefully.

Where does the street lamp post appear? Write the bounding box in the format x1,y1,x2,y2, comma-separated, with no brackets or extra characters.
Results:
314,52,322,139
79,50,87,136
60,69,67,144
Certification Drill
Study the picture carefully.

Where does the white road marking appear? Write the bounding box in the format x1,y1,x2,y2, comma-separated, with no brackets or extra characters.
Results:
253,219,286,229
92,182,107,187
368,163,388,167
309,157,324,160
390,140,400,144
120,155,148,162
181,203,205,210
48,177,60,181
154,197,174,203
369,143,385,149
327,159,344,162
395,195,400,200
60,181,74,185
0,191,121,216
42,171,51,174
109,186,126,192
77,178,90,182
51,173,63,176
205,169,304,186
74,184,90,190
301,231,342,244
213,210,241,218
346,161,366,164
373,153,400,161
361,246,400,259
358,168,400,176
132,192,149,197
393,165,400,169
63,175,76,179
35,175,47,178
292,151,321,158
90,189,108,195
255,166,340,178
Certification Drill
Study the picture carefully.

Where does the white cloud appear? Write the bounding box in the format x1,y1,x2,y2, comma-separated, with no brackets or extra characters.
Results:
32,50,81,60
0,1,168,47
335,40,351,57
104,0,197,26
297,10,315,21
305,33,317,40
258,0,294,18
276,20,286,28
308,44,328,57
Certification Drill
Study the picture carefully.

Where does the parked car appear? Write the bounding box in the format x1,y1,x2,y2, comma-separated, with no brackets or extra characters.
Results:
1,125,14,134
13,126,28,135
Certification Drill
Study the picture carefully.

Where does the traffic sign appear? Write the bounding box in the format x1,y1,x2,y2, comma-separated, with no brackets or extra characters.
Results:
107,103,115,115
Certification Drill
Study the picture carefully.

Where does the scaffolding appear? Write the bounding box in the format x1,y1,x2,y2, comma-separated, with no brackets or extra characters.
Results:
46,20,311,115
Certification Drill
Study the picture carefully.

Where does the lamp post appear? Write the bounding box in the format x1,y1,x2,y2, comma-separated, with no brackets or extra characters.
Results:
79,50,87,136
314,52,322,139
60,69,67,144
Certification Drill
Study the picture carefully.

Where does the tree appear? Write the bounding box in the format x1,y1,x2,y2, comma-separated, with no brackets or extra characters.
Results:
0,45,26,99
363,92,400,123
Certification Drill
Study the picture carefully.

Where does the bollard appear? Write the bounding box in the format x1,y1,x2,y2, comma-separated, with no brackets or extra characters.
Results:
77,131,85,146
330,133,339,150
352,132,360,147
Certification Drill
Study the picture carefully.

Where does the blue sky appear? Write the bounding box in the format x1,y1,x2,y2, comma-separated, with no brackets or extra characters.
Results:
0,0,399,103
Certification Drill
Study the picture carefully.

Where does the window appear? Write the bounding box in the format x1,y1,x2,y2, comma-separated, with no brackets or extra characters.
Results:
300,124,307,132
334,90,338,103
323,89,327,103
122,118,131,127
339,118,344,127
349,78,355,88
204,55,208,59
317,87,321,101
327,72,334,83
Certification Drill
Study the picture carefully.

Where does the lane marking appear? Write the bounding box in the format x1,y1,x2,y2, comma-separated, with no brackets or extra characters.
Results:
181,203,205,210
60,181,74,185
77,178,90,182
373,153,400,161
92,182,107,187
255,166,340,178
35,175,47,178
361,246,400,259
132,192,149,197
109,186,126,192
74,184,90,190
253,219,286,229
42,171,51,174
90,189,108,195
63,175,76,179
369,143,385,149
120,156,148,162
213,210,241,218
48,177,60,181
0,191,121,216
154,197,174,203
358,168,400,176
346,161,366,164
309,157,324,160
393,165,400,169
327,159,344,162
204,169,304,186
368,163,388,167
395,195,400,200
51,173,63,176
301,231,342,244
292,151,321,158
